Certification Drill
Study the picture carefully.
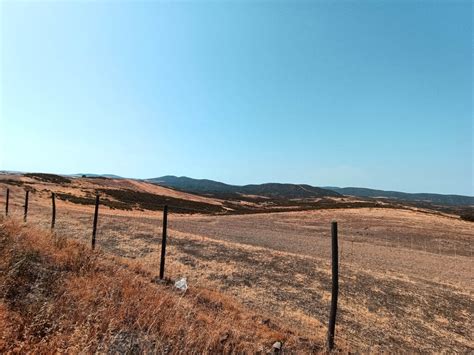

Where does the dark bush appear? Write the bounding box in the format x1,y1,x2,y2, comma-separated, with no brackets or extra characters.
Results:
25,173,71,184
56,193,132,211
460,209,474,222
0,179,24,187
97,188,224,214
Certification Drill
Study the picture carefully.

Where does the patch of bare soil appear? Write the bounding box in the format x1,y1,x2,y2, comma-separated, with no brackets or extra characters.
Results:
136,231,473,352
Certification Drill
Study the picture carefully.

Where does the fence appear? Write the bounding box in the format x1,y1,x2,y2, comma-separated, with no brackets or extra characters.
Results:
0,186,343,350
1,185,472,352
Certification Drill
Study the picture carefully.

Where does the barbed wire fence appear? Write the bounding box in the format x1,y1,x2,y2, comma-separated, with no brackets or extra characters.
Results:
1,184,472,351
0,185,343,345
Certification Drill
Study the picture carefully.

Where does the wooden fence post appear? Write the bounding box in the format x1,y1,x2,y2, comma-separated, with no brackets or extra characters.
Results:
91,195,99,250
159,205,168,279
24,190,29,222
51,192,56,229
327,221,339,351
5,188,9,216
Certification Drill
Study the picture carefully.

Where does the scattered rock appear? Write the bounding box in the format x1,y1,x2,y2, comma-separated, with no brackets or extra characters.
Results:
174,277,188,292
151,277,171,285
272,341,282,352
219,333,229,343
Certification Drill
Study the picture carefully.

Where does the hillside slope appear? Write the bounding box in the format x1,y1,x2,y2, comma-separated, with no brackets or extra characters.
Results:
0,219,323,353
148,176,341,199
325,187,474,206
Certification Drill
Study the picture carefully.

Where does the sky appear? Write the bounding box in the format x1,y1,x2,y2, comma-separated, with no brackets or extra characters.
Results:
0,0,472,195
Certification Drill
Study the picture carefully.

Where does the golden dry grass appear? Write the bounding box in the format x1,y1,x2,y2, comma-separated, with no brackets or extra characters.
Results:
1,175,472,352
0,218,326,353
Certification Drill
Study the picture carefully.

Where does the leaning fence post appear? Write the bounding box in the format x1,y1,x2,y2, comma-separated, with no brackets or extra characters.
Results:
24,190,29,222
159,205,168,279
327,221,339,351
51,192,56,229
91,195,99,250
5,188,9,216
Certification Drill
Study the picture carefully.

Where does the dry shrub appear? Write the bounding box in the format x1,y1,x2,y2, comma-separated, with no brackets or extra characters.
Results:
0,218,321,353
459,209,474,222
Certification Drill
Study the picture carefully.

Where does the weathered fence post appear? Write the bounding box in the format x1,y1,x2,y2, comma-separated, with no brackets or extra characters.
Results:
159,205,168,279
51,192,56,229
5,188,9,216
327,221,339,351
24,190,29,222
91,195,99,250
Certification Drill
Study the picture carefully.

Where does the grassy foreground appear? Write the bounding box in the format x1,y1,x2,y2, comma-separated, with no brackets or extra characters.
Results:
0,218,324,353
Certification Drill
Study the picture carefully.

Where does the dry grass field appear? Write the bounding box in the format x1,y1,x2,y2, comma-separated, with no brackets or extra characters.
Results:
0,220,323,353
1,174,473,352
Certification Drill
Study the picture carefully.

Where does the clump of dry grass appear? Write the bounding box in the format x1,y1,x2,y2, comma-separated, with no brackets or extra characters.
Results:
0,218,322,353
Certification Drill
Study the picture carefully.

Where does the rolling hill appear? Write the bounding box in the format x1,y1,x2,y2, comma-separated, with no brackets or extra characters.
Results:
148,176,473,207
147,176,341,199
324,187,474,206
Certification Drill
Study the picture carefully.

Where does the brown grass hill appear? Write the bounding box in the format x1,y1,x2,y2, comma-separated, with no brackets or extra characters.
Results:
0,218,329,353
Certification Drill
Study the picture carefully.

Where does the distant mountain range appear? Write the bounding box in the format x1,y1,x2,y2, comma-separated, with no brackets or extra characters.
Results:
4,170,472,207
147,176,341,199
148,176,474,206
69,173,124,179
324,187,474,206
0,171,126,180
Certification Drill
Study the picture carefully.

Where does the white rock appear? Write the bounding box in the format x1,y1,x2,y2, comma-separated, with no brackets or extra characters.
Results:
272,341,282,350
174,277,188,292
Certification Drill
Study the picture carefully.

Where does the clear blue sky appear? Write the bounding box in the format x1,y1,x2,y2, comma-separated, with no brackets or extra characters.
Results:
1,1,472,195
